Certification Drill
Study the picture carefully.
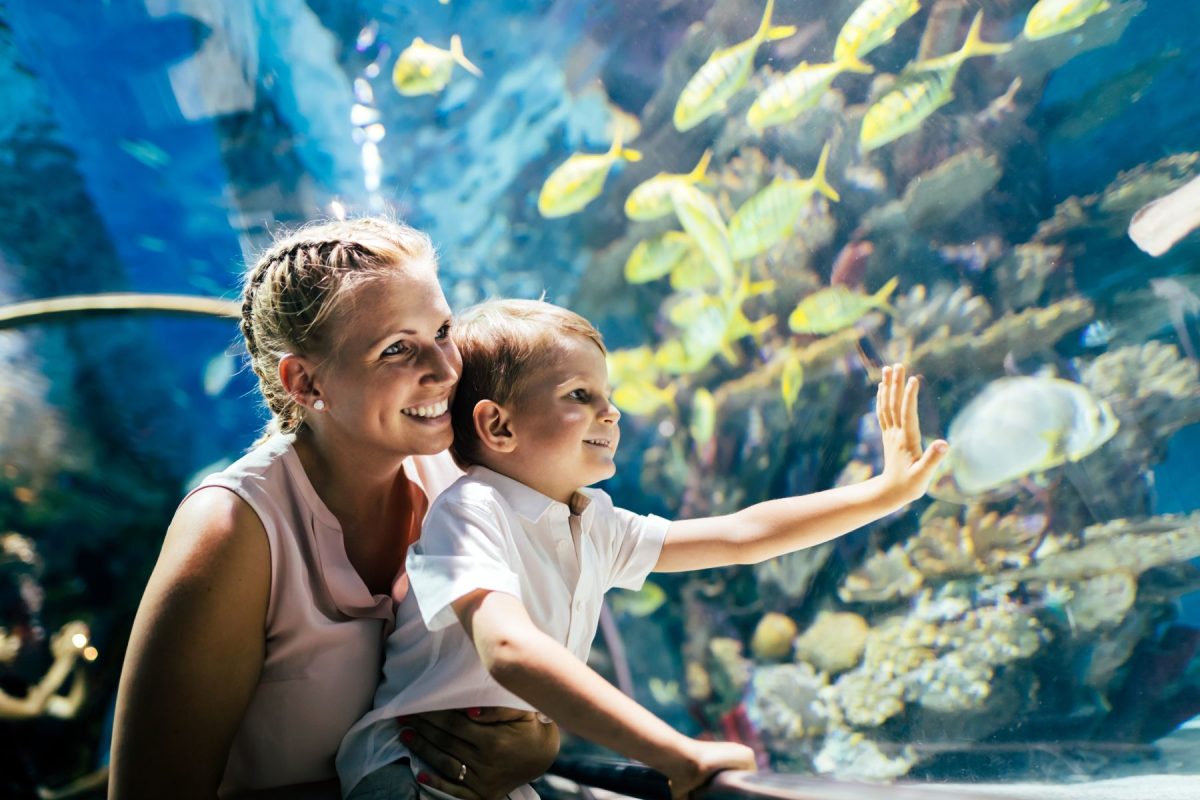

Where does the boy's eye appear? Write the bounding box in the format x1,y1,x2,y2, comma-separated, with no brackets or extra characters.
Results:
568,389,589,402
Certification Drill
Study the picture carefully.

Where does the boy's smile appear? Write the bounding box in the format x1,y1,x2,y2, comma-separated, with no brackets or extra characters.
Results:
501,335,620,504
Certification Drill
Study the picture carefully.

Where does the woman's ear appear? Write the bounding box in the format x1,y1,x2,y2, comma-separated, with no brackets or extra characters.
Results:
279,354,323,409
474,400,516,453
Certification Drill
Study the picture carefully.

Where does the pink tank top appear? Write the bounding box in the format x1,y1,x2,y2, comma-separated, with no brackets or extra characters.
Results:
187,435,461,795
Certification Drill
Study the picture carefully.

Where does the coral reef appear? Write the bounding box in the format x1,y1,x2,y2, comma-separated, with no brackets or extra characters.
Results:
750,612,799,661
745,661,829,743
793,611,869,675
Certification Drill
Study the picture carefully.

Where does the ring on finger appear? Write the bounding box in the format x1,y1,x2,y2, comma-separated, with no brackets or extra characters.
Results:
458,762,468,783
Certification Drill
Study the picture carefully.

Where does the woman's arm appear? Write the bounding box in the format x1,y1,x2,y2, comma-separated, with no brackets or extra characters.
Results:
108,487,271,800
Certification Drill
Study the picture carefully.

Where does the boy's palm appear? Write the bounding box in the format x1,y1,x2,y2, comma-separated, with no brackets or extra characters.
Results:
876,364,948,504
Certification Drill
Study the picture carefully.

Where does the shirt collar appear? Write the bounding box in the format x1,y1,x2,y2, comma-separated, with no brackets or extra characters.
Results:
465,465,593,523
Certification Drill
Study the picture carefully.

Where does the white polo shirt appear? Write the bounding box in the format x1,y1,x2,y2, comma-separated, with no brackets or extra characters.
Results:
336,465,671,799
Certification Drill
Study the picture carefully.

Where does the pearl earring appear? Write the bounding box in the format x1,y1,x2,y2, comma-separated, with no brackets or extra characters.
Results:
313,399,326,411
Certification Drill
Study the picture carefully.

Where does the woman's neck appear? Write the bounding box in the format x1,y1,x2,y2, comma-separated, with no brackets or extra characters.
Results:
291,427,411,538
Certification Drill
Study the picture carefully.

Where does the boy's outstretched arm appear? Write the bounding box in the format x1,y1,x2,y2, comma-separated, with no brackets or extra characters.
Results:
656,364,949,573
453,590,755,798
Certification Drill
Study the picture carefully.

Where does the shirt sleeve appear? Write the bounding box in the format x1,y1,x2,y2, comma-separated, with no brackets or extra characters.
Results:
407,500,522,631
605,505,671,592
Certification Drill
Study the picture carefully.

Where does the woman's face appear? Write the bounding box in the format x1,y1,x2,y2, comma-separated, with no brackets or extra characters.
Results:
312,264,462,458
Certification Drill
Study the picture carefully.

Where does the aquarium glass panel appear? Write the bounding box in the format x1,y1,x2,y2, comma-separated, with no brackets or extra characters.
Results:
1,0,1198,796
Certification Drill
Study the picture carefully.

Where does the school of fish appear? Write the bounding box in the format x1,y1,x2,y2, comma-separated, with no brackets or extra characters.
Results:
377,0,1131,422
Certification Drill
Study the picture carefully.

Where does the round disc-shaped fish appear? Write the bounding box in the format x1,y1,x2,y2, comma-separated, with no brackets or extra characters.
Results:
941,376,1119,495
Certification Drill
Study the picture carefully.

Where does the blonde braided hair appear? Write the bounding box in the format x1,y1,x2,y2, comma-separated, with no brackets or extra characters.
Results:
240,217,436,445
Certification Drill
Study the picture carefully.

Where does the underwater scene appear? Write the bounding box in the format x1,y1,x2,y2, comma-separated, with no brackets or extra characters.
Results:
1,0,1199,797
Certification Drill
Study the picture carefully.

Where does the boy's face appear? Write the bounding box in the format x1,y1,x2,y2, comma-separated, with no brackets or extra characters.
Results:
503,335,620,503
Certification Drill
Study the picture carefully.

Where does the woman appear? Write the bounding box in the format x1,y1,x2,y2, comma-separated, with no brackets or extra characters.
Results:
109,218,560,799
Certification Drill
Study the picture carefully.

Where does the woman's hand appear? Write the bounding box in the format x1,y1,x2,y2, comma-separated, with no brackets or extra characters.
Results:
400,707,559,800
876,363,948,506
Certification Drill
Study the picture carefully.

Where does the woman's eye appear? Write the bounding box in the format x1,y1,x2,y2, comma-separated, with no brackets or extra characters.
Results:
436,323,452,340
382,342,410,357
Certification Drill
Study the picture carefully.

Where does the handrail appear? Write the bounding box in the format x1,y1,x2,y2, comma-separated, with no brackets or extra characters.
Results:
0,292,241,329
549,756,1013,800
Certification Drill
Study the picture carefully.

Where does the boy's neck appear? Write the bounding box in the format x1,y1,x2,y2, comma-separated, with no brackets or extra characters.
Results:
472,452,582,506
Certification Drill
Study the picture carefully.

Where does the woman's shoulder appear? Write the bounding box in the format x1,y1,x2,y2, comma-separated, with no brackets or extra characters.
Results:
169,484,271,573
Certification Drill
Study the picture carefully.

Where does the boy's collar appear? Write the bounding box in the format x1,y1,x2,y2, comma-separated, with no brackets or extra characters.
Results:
465,464,593,522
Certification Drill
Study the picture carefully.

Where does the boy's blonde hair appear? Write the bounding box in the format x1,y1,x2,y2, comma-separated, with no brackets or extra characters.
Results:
451,299,606,465
240,217,436,444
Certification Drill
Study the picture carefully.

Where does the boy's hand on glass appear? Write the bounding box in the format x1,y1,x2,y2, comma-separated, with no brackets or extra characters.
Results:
876,363,948,506
400,707,559,800
663,739,755,799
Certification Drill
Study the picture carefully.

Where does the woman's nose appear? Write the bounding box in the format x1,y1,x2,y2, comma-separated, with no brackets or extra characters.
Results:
420,344,460,386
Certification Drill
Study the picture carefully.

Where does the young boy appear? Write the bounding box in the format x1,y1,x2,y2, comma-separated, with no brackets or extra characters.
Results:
337,299,948,800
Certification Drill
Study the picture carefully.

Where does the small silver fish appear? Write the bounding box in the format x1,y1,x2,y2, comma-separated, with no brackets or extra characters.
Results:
1150,277,1200,360
1128,175,1200,258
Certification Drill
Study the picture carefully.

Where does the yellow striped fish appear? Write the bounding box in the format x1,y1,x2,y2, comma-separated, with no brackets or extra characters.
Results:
613,380,678,416
625,150,713,221
656,275,777,376
689,388,718,449
728,143,840,261
538,131,642,218
859,12,1010,152
788,276,898,335
1024,0,1112,40
392,35,482,97
674,0,797,132
747,57,873,132
669,246,722,292
668,275,777,366
607,346,659,388
834,0,921,62
780,356,804,418
670,183,735,287
654,338,713,376
624,232,695,284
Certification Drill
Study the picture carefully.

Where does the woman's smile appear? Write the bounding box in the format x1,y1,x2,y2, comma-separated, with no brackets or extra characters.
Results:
400,397,451,423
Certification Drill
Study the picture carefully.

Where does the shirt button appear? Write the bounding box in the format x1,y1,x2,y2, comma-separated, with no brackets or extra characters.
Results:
556,540,570,553
574,600,584,611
